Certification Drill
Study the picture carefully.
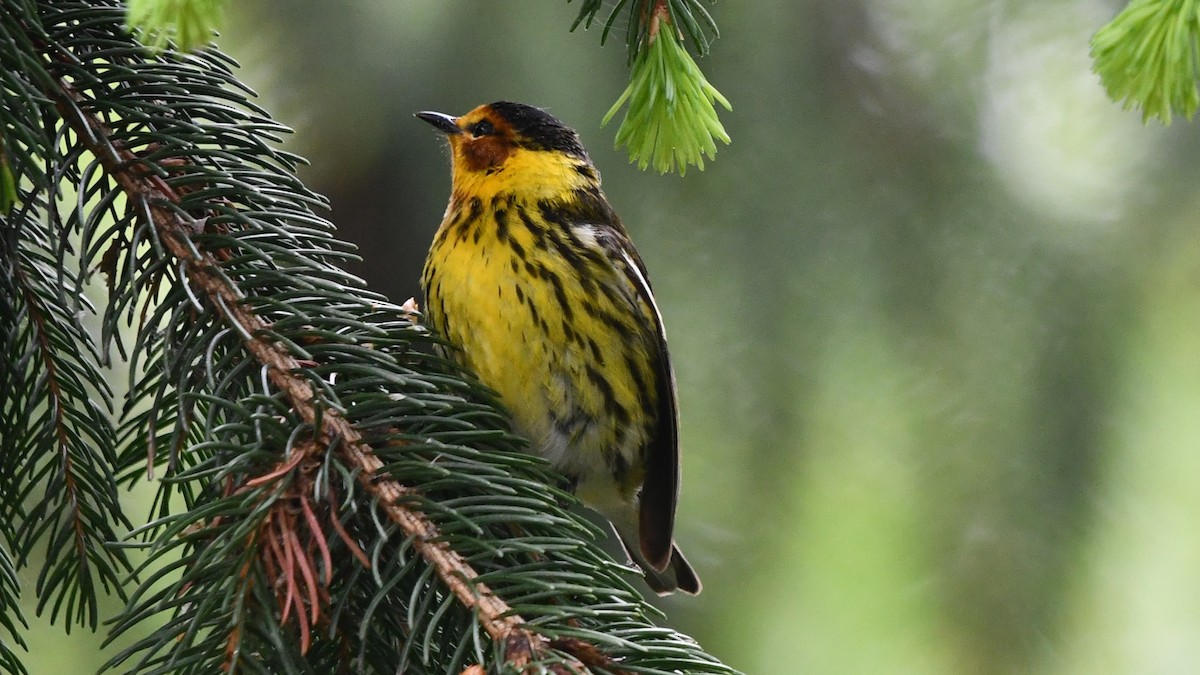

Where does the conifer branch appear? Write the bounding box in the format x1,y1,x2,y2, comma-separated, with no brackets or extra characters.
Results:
43,67,573,670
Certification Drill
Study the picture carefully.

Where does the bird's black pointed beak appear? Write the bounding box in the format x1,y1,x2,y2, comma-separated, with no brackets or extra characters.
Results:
415,111,461,135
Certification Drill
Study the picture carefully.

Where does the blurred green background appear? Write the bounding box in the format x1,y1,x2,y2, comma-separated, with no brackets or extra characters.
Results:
21,1,1200,673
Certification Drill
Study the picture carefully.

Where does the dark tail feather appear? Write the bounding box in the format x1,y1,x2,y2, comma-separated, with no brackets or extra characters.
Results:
643,544,702,596
617,527,702,596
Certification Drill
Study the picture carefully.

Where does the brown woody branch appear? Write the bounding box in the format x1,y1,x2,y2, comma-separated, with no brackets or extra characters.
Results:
44,74,579,670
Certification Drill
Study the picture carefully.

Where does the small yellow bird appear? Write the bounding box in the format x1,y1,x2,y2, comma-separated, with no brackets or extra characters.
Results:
417,101,700,595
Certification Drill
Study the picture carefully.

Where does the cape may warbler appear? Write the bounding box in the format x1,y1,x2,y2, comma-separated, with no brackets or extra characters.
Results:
417,101,700,595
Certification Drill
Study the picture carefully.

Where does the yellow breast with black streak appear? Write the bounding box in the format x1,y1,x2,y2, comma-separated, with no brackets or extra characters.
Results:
422,182,660,499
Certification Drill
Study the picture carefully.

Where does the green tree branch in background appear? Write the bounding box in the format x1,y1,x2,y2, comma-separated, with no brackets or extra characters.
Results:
125,0,733,176
0,1,739,673
1092,0,1200,124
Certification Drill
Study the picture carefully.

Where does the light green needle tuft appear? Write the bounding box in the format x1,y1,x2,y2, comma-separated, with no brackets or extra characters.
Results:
1092,0,1200,125
603,22,732,176
126,0,226,53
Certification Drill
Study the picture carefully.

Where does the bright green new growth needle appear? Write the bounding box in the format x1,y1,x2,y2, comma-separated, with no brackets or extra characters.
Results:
1092,0,1200,124
126,0,226,52
604,20,732,176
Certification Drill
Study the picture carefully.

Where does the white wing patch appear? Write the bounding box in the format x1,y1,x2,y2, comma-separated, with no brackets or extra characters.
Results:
569,223,601,248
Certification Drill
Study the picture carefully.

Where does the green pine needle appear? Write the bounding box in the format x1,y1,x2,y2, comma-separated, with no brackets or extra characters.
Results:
126,0,226,53
603,23,732,176
0,147,15,214
1091,0,1200,125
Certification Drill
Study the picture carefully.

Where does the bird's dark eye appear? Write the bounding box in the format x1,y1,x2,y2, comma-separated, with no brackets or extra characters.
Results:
469,120,495,137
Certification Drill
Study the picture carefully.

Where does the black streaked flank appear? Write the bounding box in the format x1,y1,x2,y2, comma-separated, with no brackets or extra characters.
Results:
543,268,573,319
545,225,592,291
507,233,525,258
625,351,650,406
518,208,546,238
526,295,542,328
610,397,632,426
585,363,617,408
494,206,510,242
562,319,579,344
594,306,634,340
